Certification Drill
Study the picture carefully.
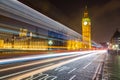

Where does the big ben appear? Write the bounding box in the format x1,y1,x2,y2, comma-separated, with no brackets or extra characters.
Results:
82,6,91,49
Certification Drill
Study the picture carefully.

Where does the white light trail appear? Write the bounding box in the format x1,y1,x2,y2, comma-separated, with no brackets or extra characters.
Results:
0,50,107,65
8,52,95,80
0,50,97,65
0,53,82,72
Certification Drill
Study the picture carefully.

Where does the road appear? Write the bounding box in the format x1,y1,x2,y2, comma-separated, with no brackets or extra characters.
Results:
0,50,107,80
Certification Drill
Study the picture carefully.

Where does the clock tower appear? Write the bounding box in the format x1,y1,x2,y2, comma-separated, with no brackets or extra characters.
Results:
82,6,91,49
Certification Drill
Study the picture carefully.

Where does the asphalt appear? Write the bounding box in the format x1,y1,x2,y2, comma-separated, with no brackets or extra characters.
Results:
0,50,106,80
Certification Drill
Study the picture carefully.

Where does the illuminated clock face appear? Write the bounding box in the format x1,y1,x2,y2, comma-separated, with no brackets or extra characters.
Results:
84,21,88,25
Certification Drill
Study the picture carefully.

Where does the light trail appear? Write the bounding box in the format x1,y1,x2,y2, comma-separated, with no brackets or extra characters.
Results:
0,0,82,37
0,50,106,80
7,52,98,80
0,63,54,79
0,28,18,34
0,53,83,72
0,50,97,65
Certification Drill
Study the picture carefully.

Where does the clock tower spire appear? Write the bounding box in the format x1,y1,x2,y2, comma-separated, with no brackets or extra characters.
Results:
84,6,88,18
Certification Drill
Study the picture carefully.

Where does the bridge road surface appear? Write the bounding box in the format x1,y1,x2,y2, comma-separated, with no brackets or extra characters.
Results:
0,50,106,80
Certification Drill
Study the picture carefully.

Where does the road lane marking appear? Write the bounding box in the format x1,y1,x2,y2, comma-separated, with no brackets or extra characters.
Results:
54,66,70,72
68,68,77,74
69,75,76,80
8,53,94,80
38,75,57,80
28,73,57,80
92,62,101,80
83,62,92,69
83,53,102,69
92,53,106,80
0,63,54,79
54,66,69,71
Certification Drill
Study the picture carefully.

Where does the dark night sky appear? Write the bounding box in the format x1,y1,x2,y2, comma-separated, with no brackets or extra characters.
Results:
19,0,120,43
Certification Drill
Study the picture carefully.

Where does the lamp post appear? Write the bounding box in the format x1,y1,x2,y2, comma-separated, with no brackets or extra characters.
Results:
48,40,53,50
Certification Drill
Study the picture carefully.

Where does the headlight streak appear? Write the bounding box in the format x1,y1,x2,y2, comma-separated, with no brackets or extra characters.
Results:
0,0,82,39
0,0,102,50
0,50,107,65
7,51,104,80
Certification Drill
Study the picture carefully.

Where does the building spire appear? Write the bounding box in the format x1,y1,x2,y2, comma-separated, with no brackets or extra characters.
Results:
83,5,89,18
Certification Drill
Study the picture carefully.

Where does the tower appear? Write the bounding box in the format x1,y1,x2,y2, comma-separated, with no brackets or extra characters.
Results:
82,6,91,49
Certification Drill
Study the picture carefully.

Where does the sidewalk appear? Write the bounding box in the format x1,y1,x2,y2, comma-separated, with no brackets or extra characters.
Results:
102,53,120,80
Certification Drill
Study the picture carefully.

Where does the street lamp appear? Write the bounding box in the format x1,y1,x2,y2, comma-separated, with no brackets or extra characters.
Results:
48,40,53,46
48,40,53,50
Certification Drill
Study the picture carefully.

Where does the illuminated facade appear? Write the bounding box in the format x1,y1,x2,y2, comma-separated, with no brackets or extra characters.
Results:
0,0,86,51
67,40,82,50
82,6,91,49
109,29,120,50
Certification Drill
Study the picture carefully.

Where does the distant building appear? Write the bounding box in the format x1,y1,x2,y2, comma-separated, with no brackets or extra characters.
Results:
82,6,91,49
109,29,120,50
